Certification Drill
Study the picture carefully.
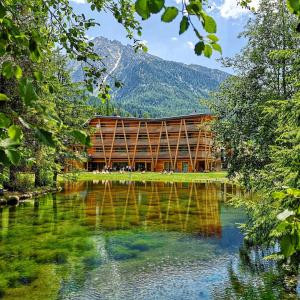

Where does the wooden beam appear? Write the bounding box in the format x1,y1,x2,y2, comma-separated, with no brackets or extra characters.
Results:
121,120,131,167
183,119,194,172
174,119,183,170
193,128,202,171
204,130,209,171
98,119,107,166
132,121,141,168
155,121,164,169
108,120,118,167
145,122,154,171
164,121,173,169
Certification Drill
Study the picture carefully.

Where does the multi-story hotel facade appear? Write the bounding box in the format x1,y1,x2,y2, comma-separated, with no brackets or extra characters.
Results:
83,114,221,173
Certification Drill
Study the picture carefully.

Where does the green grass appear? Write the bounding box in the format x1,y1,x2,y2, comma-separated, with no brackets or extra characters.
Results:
60,171,228,183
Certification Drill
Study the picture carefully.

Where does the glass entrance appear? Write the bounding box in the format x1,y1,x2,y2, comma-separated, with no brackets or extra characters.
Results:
182,162,189,173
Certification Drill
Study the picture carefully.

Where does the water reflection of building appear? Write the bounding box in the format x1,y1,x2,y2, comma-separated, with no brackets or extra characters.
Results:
61,181,238,238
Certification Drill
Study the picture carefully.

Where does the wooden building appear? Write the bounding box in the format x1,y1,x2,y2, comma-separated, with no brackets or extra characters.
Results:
86,114,220,172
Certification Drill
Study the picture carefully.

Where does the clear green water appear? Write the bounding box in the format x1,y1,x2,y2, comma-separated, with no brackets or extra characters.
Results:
0,181,294,299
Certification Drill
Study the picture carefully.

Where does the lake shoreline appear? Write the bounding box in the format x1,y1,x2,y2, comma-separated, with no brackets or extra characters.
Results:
59,171,229,183
0,171,229,206
0,186,62,206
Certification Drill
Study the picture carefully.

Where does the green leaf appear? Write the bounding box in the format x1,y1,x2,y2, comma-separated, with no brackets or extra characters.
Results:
0,113,10,128
161,7,178,23
194,41,205,55
8,125,22,142
211,43,222,54
29,37,41,62
286,188,300,197
280,235,296,257
33,71,43,81
0,150,10,165
179,16,189,34
4,149,20,165
204,44,213,58
186,0,202,15
276,221,289,233
135,0,151,20
0,138,20,148
35,128,56,147
287,0,300,13
0,93,9,101
148,0,164,14
14,65,22,79
272,191,286,200
19,78,38,106
70,130,91,147
0,3,7,19
203,14,217,33
2,61,14,79
207,34,219,42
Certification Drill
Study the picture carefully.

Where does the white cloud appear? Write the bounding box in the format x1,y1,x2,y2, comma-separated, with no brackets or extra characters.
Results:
174,0,189,5
186,41,194,49
85,35,94,41
70,0,86,4
171,37,178,41
207,1,219,12
219,0,259,19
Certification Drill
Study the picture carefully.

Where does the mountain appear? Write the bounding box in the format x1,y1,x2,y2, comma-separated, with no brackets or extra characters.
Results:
71,36,229,117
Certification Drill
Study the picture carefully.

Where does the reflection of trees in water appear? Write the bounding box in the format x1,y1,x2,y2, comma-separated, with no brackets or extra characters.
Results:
215,242,299,299
0,181,242,298
64,181,239,237
0,194,101,299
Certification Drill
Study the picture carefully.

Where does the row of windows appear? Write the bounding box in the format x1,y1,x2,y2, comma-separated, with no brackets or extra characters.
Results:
93,120,203,128
93,145,208,153
93,133,207,140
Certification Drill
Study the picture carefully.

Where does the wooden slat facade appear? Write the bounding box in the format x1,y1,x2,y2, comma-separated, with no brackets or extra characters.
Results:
86,114,221,172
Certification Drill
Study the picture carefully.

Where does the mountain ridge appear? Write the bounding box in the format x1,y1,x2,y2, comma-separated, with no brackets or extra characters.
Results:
71,36,229,117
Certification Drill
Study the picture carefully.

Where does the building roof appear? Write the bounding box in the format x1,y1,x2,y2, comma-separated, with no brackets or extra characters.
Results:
85,113,213,125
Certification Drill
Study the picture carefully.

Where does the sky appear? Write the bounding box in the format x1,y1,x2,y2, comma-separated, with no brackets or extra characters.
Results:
70,0,259,73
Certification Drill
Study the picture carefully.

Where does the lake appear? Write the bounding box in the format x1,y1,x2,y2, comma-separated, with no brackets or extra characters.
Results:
0,181,291,299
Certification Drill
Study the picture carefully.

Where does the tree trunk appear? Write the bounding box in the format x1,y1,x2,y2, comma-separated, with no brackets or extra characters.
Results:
4,165,18,191
52,170,58,187
34,167,43,187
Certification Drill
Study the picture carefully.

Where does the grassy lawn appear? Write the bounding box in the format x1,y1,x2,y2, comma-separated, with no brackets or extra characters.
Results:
61,171,229,183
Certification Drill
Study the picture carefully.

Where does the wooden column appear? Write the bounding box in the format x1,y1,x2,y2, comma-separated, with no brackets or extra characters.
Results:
98,120,107,166
121,120,131,167
132,121,141,169
108,120,118,167
174,119,183,170
193,128,202,171
183,119,194,172
154,121,164,169
145,122,154,171
164,121,173,170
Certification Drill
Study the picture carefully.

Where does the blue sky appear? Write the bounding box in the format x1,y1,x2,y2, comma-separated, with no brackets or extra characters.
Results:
70,0,259,73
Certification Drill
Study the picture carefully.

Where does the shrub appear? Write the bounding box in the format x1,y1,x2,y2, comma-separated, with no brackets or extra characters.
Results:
0,277,8,297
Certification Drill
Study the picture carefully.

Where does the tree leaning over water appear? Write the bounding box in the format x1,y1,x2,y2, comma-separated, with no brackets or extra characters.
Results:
207,0,300,294
0,0,220,188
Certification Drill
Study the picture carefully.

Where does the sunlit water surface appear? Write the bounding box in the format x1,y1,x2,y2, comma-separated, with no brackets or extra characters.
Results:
0,181,295,299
